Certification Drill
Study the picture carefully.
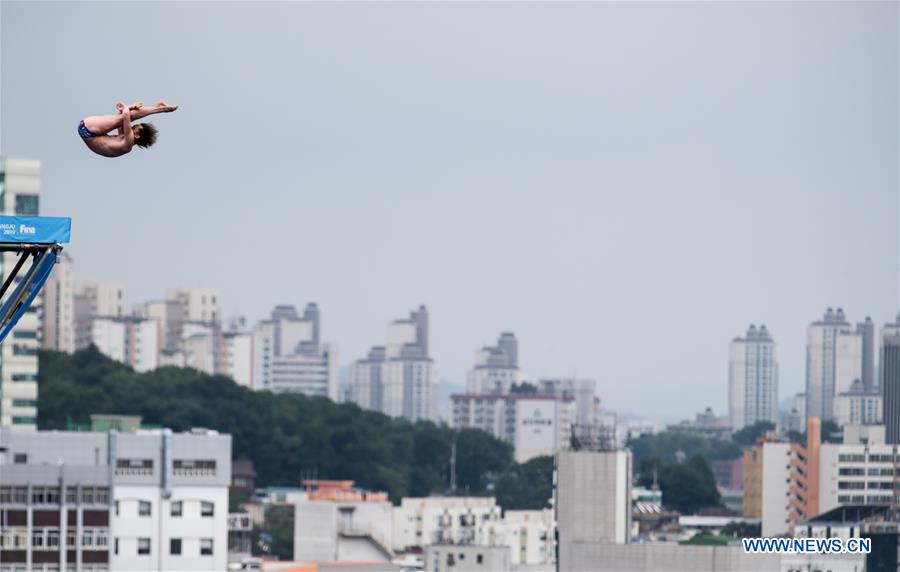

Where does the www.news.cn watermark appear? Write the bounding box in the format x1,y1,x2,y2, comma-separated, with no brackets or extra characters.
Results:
743,538,871,555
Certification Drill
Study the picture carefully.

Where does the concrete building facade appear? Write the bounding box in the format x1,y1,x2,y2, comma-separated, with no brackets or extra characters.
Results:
0,427,231,572
0,157,43,431
41,252,75,354
883,331,900,445
728,324,778,430
347,306,437,422
805,308,856,424
556,449,632,571
90,316,160,373
253,304,337,399
466,332,521,395
451,393,575,462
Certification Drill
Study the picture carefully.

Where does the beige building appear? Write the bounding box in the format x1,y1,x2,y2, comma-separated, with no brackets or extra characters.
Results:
41,251,75,353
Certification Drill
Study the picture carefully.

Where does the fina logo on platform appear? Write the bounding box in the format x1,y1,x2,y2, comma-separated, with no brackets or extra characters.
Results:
18,224,36,235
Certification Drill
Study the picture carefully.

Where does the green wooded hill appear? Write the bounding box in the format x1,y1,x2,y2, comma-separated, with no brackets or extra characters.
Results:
37,348,551,508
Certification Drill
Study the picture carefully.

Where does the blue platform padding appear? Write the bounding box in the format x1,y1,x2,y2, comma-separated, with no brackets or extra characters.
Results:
0,249,59,344
0,216,71,244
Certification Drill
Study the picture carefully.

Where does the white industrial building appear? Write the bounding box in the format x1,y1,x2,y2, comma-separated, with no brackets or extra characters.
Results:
556,450,632,571
0,425,232,571
451,393,574,462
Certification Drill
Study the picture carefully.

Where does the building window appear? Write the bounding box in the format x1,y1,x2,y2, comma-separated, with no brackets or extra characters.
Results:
0,487,10,503
81,488,94,504
200,538,213,556
66,487,78,504
82,529,94,548
47,530,60,548
138,501,151,516
174,459,217,476
169,501,182,516
11,345,38,356
115,458,153,476
96,488,109,503
13,453,27,464
137,538,151,555
95,530,108,548
12,373,38,382
67,529,76,548
201,501,214,517
170,538,182,555
15,194,39,216
32,529,44,548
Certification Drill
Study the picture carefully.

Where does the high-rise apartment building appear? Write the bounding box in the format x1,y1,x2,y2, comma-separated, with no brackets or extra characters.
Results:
805,308,858,424
882,332,900,445
134,299,183,355
74,282,124,350
466,332,521,394
857,317,876,391
165,288,219,325
833,380,882,427
728,324,778,430
90,316,160,373
222,326,254,388
253,304,337,399
41,252,75,353
347,306,437,422
0,157,43,431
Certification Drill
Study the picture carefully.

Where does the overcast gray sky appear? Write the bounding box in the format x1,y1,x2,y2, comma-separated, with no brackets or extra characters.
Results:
2,1,897,421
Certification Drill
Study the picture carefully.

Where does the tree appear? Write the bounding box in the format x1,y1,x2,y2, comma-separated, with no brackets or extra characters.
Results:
252,505,294,560
637,455,720,515
495,456,553,510
510,382,538,395
37,348,516,502
731,421,775,447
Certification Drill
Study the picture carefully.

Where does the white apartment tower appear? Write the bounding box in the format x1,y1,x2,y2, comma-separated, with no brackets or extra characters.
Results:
348,306,437,422
90,316,161,373
74,282,125,350
41,252,75,353
0,157,42,431
805,308,861,424
728,324,778,430
253,304,337,399
466,332,521,394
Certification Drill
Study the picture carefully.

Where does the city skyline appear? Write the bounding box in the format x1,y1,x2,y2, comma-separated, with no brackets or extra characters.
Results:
50,268,900,425
3,2,897,419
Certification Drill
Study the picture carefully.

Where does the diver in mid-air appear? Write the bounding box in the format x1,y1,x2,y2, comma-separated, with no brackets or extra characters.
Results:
78,101,178,158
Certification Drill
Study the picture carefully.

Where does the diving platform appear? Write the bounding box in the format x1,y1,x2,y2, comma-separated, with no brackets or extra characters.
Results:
0,216,71,344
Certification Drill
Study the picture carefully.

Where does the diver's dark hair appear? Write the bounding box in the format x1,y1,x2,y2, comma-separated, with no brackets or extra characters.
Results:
135,123,158,148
